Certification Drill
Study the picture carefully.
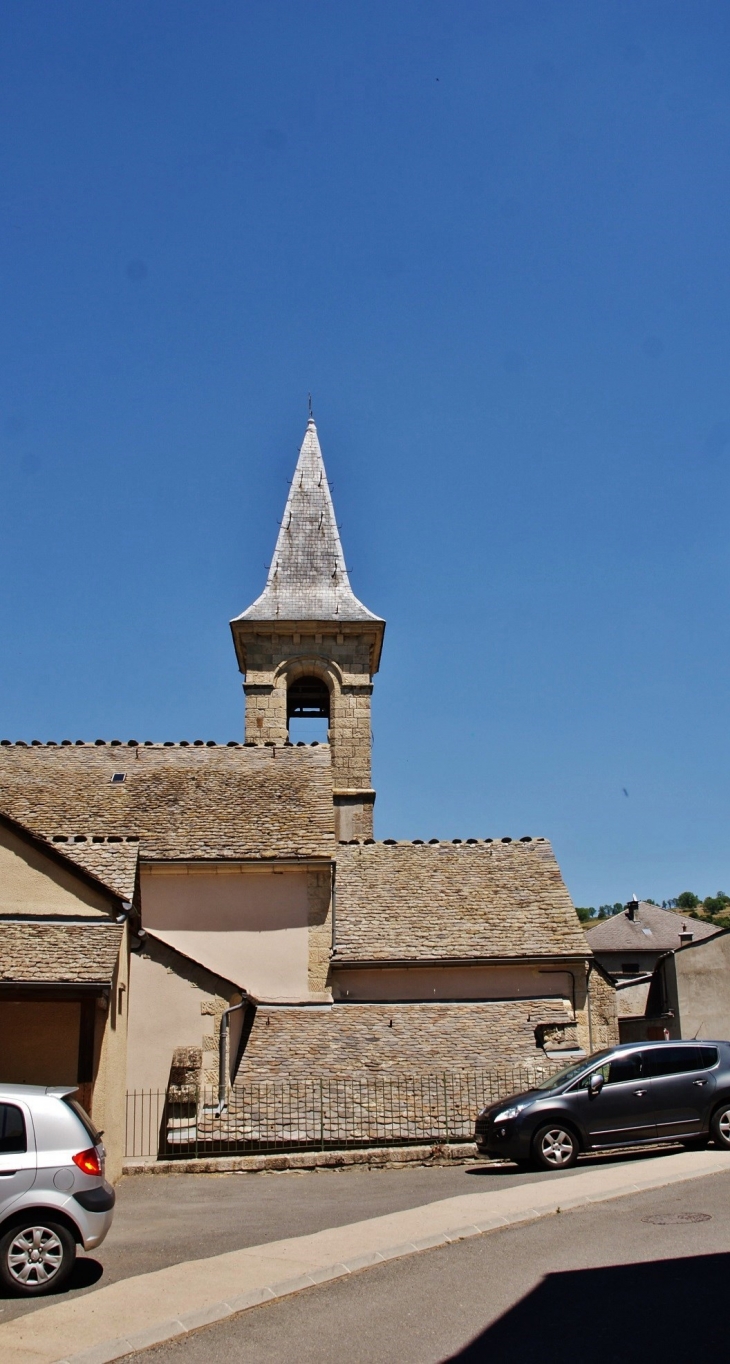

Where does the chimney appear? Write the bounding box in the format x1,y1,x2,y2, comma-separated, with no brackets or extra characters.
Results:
625,895,639,922
679,924,694,946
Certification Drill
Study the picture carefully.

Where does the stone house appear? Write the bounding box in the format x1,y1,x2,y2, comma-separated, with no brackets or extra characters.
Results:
0,418,617,1152
585,900,721,1024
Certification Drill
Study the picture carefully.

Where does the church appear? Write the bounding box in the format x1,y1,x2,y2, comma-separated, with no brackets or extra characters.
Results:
0,418,616,1174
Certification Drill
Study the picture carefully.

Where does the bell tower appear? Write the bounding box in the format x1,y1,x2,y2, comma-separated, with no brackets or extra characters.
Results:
230,418,385,840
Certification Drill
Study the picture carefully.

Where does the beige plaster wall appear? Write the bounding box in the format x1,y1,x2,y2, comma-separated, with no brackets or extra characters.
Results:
673,933,730,1040
89,934,129,1182
140,865,313,1001
127,940,236,1094
331,963,573,1004
0,1001,80,1084
0,826,110,917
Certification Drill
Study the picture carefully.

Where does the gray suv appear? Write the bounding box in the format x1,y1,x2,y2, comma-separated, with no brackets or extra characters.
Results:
0,1084,115,1296
475,1040,730,1170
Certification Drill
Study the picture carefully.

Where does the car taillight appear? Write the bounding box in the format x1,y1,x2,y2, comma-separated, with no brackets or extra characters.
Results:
73,1147,102,1176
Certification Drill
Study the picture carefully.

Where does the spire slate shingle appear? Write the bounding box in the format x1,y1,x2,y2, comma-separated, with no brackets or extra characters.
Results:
233,419,382,624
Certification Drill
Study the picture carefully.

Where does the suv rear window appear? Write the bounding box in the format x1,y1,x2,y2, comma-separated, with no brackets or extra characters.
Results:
644,1045,717,1077
62,1097,102,1145
0,1104,26,1154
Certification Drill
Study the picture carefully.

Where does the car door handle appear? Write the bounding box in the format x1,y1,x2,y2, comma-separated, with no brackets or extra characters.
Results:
693,1080,708,1087
634,1089,648,1096
0,1170,18,1177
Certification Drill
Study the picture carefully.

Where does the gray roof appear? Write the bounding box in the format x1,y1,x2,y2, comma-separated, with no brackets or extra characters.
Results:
233,419,382,624
0,742,335,861
0,922,124,984
585,902,722,954
334,839,589,962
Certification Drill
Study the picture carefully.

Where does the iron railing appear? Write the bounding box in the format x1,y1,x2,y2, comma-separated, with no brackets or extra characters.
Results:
125,1063,559,1160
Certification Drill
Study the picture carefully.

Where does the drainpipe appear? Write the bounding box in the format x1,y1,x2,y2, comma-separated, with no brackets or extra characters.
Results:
218,999,247,1109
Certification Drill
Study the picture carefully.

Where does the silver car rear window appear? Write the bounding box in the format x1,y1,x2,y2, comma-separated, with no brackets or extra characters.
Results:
62,1097,102,1145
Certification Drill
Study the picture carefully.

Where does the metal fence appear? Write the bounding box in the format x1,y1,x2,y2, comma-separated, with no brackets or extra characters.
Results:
125,1063,558,1160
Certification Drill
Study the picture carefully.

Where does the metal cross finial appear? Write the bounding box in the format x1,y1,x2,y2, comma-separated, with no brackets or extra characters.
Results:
308,393,314,421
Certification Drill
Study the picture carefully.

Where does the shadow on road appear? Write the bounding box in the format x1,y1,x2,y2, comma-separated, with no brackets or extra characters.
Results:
465,1143,685,1176
445,1251,728,1362
0,1256,103,1301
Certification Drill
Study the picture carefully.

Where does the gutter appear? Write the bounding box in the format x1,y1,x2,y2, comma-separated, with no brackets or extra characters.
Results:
332,954,591,969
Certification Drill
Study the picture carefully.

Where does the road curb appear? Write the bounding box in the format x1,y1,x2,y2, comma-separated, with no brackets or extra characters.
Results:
122,1141,478,1176
8,1149,727,1364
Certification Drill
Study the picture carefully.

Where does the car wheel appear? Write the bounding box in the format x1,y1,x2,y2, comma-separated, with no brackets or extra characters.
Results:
711,1104,730,1150
0,1219,76,1296
532,1124,579,1171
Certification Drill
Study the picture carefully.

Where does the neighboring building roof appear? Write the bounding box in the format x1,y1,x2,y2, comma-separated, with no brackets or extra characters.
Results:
0,921,124,984
584,902,722,954
333,839,588,962
0,742,334,861
232,419,383,625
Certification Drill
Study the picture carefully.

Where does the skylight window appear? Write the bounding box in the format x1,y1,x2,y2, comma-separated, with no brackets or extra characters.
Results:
110,773,126,784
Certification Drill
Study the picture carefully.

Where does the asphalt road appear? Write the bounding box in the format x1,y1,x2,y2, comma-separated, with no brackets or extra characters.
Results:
132,1168,730,1364
0,1145,685,1324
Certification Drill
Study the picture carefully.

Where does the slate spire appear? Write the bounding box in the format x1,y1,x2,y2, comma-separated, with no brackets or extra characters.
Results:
235,419,382,623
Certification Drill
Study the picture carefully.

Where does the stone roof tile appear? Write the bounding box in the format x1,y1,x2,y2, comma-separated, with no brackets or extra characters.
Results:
48,839,140,901
233,420,382,624
0,744,334,861
334,839,587,961
0,922,124,984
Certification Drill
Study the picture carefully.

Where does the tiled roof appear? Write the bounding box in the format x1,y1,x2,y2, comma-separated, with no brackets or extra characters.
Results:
334,839,587,962
0,922,124,984
49,838,139,901
233,419,382,624
584,902,722,953
0,743,334,860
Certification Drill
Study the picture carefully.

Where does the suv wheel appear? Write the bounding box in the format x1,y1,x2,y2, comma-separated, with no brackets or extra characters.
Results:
532,1123,579,1170
0,1219,76,1296
711,1103,730,1150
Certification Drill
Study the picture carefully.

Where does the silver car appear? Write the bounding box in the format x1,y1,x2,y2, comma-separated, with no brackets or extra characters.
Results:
0,1084,115,1296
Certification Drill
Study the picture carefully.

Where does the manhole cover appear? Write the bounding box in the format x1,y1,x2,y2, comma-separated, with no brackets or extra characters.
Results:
642,1213,712,1225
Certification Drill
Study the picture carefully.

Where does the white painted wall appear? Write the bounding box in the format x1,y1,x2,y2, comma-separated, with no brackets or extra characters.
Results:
140,865,311,1001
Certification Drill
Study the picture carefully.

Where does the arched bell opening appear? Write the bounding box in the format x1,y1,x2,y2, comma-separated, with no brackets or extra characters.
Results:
286,675,330,745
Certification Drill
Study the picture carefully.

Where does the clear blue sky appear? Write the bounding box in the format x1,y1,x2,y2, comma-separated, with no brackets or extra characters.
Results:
1,2,728,908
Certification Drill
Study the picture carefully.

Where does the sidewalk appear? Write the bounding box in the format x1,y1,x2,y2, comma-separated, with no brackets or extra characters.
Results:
2,1147,728,1364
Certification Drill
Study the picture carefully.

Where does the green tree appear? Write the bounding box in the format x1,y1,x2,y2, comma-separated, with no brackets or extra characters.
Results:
677,891,700,910
597,903,623,919
703,892,730,916
575,906,595,923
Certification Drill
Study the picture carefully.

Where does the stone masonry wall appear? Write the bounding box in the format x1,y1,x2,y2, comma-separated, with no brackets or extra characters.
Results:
588,965,620,1052
307,867,332,994
240,631,374,805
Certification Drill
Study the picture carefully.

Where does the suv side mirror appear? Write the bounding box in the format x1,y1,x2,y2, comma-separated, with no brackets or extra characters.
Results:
588,1072,605,1096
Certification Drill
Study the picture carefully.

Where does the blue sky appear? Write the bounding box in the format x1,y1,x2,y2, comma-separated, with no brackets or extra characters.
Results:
1,2,729,908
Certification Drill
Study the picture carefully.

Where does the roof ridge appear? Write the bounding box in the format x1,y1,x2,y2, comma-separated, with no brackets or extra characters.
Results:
337,836,546,846
0,739,328,748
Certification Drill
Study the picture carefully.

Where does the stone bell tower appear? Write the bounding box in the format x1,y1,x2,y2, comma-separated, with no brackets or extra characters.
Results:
230,418,385,840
